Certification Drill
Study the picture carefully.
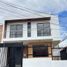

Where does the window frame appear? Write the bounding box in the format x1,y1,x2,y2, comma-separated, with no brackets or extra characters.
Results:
9,24,23,38
37,22,51,36
27,22,31,37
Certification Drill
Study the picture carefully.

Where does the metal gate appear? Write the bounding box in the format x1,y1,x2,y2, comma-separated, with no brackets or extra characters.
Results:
0,43,23,67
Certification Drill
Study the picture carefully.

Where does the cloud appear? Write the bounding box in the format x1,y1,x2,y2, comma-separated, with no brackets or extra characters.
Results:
0,0,66,16
15,0,67,14
2,0,67,14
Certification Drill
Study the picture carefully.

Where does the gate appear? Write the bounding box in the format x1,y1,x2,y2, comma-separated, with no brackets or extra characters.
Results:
0,43,23,67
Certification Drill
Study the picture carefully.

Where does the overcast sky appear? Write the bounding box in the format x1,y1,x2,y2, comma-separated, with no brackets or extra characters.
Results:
0,0,67,40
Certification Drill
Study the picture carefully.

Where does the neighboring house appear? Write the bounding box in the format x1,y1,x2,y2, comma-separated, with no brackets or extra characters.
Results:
0,25,3,42
59,39,67,60
1,15,61,67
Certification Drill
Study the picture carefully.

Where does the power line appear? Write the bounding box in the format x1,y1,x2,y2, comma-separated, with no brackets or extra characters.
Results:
0,0,58,16
0,1,66,32
0,1,65,41
0,0,66,19
0,0,66,20
0,0,43,16
9,0,57,16
7,0,63,16
9,1,67,18
0,7,21,17
14,1,56,15
0,6,66,29
0,9,19,17
0,6,27,17
0,6,28,18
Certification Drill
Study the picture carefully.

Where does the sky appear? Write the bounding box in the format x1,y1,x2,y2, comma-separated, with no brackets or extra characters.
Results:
0,0,67,40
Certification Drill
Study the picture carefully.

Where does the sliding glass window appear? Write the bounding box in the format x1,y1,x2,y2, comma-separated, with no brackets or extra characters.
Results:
37,23,51,36
10,24,23,38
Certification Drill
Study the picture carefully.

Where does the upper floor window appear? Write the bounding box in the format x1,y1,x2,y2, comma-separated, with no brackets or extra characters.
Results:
27,22,31,37
10,24,23,38
37,23,51,36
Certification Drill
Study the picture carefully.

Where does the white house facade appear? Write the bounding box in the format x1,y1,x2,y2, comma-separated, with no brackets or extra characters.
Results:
3,16,60,42
0,15,62,67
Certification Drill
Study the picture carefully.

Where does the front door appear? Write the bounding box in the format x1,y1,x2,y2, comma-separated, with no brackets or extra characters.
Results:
7,47,22,67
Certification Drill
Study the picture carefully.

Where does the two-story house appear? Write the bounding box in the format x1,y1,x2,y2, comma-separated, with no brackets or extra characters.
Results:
0,15,60,67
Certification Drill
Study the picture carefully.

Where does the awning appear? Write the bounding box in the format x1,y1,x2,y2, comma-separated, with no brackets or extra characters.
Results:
0,42,23,47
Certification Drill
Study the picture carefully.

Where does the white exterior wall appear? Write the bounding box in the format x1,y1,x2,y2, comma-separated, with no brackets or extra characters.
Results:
23,58,67,67
3,16,60,42
3,20,52,42
50,15,61,41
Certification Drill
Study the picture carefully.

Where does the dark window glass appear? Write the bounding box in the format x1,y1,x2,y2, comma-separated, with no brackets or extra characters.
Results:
37,23,51,36
33,45,48,57
27,22,31,37
10,24,23,38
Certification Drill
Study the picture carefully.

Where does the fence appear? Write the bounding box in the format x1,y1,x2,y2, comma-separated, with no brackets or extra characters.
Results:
52,48,62,60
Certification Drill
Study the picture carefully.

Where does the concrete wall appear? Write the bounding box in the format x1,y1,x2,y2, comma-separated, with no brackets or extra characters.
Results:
50,15,61,41
23,58,67,67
